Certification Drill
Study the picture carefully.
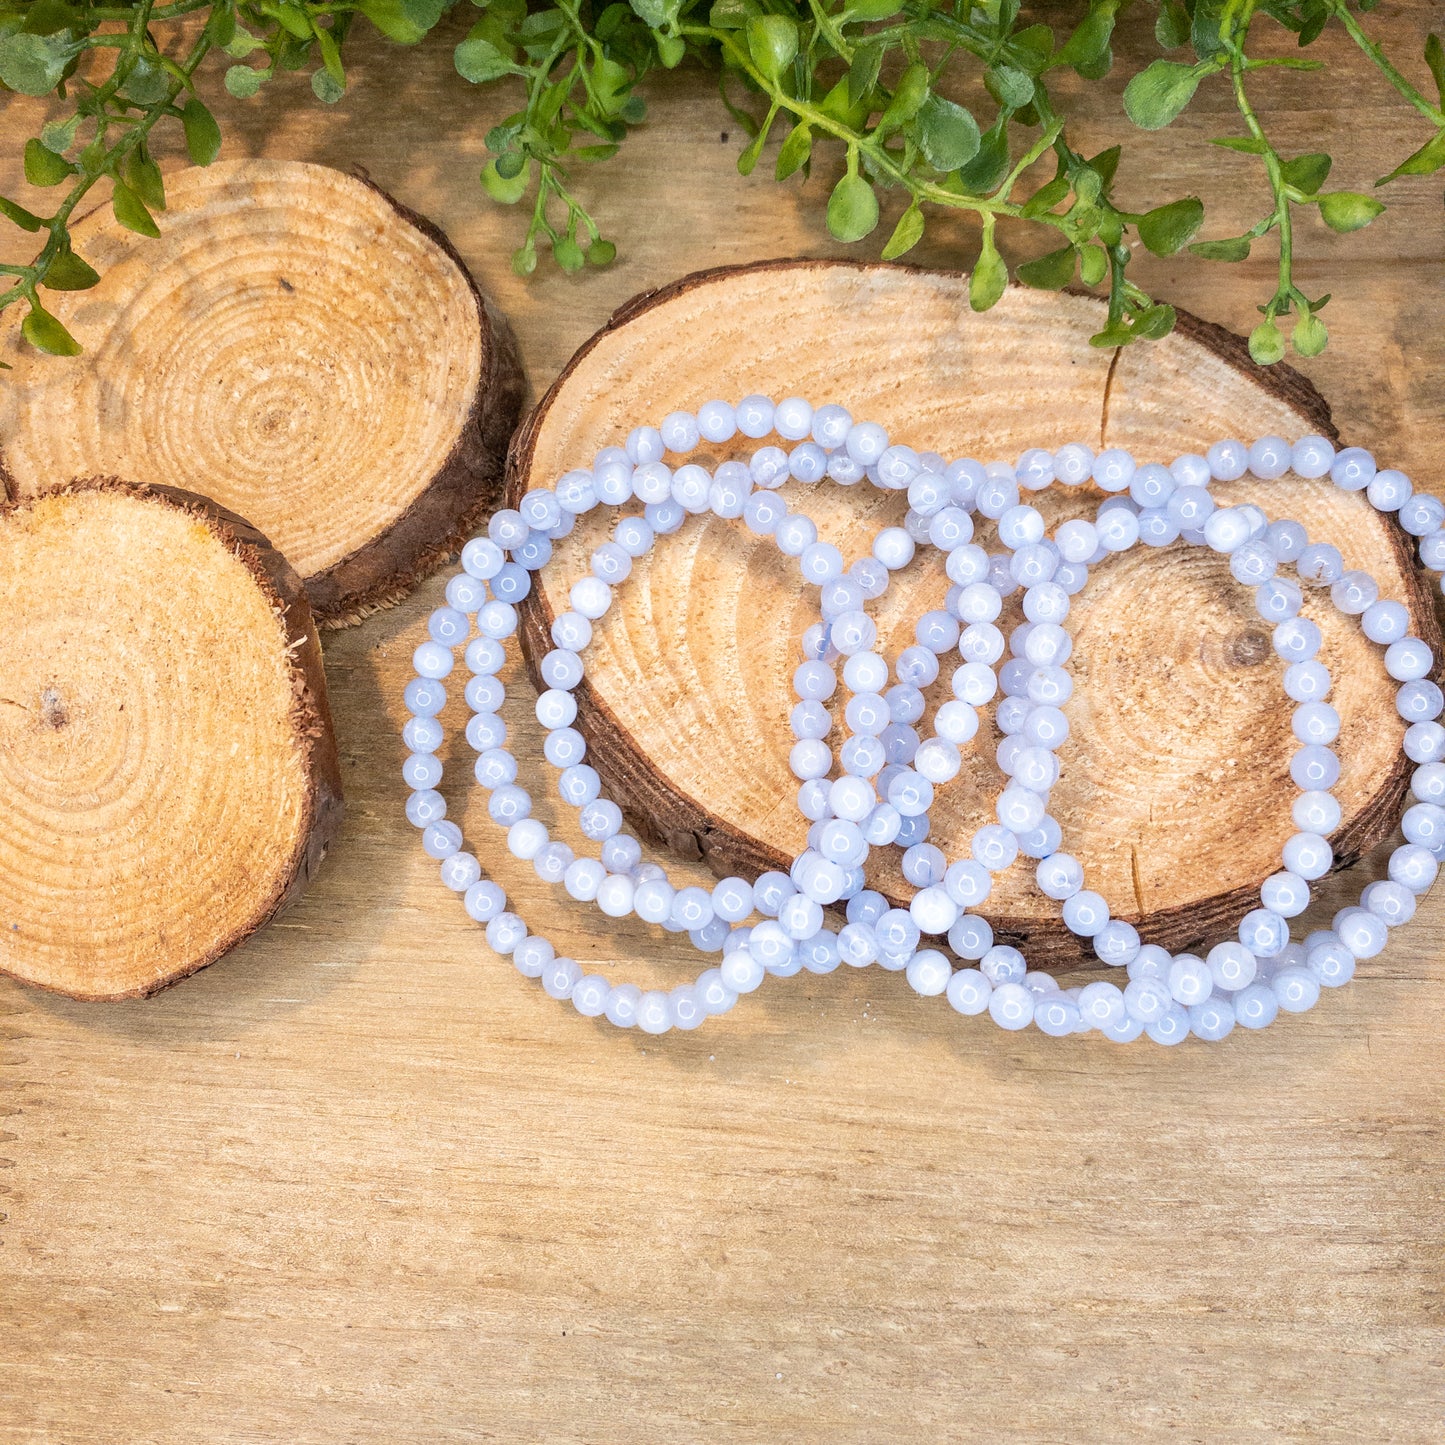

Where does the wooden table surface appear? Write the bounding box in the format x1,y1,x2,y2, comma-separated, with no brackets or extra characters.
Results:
3,9,1443,1442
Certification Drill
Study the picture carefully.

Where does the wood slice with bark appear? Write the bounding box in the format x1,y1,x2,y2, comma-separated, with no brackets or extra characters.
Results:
0,479,344,1000
506,260,1440,968
0,159,525,627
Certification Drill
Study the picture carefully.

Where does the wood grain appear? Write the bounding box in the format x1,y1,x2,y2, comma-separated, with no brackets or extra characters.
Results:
507,261,1436,967
2,9,1443,1441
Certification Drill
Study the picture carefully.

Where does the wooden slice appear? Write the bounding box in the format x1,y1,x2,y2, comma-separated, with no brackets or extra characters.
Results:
506,260,1440,968
0,479,344,1000
0,159,524,627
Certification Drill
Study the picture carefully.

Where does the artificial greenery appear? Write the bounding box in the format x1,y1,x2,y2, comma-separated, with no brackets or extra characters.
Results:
2,0,1442,365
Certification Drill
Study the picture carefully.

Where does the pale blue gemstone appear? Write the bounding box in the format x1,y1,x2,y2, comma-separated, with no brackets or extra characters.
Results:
630,462,671,505
1283,661,1331,703
1130,462,1175,507
1015,448,1054,489
1296,543,1344,585
1146,1005,1191,1045
897,646,940,688
463,879,505,923
1168,954,1212,1006
1389,842,1439,891
1026,665,1073,706
1261,870,1311,917
1274,617,1323,663
1079,980,1126,1027
886,685,926,724
1167,485,1214,528
775,513,818,556
564,858,606,902
909,473,950,516
1024,705,1069,749
1019,814,1064,862
789,442,829,485
542,726,584,767
998,504,1046,548
734,395,775,439
403,716,443,756
1189,997,1236,1041
1335,906,1388,958
1207,439,1249,481
947,968,991,1015
1361,599,1409,644
927,507,974,551
902,842,947,889
1095,919,1141,966
1399,681,1445,723
464,636,504,676
473,749,515,790
792,659,837,702
789,738,831,781
461,536,505,579
799,541,843,584
1138,509,1181,548
485,911,526,953
601,982,642,1027
1386,637,1434,682
1329,570,1377,615
1282,831,1333,879
875,444,921,490
1262,521,1305,564
1306,936,1355,988
905,949,953,996
968,824,1016,872
1289,434,1334,478
446,572,488,613
601,833,641,873
513,935,554,979
406,789,446,828
1210,940,1260,992
533,841,574,884
864,802,903,846
799,931,841,972
476,599,518,640
1233,982,1279,1029
1256,576,1302,622
799,622,832,662
1330,446,1375,490
1293,702,1340,745
1055,518,1099,563
633,878,675,925
1400,494,1445,537
1203,507,1251,553
697,399,737,443
467,712,508,752
1127,944,1172,981
412,640,453,680
556,468,599,512
743,491,786,536
1230,540,1277,585
975,473,1020,518
1010,543,1059,587
1365,467,1411,511
1062,889,1109,937
837,922,878,967
1022,583,1070,626
558,764,601,806
791,699,831,741
947,913,993,961
493,564,532,604
507,818,548,861
1096,504,1141,552
1363,879,1416,926
711,877,754,924
1291,789,1339,834
1053,443,1094,485
1036,852,1083,900
988,982,1035,1030
1248,435,1291,479
1125,975,1172,1023
1035,994,1081,1036
1272,966,1320,1012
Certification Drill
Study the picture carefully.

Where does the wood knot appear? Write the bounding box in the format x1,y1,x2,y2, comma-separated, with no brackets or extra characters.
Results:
1228,630,1271,667
39,687,68,730
277,277,295,293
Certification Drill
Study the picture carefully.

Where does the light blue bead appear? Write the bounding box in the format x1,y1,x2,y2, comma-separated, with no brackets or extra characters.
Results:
1389,842,1439,891
1189,997,1236,1041
1261,869,1310,917
1256,576,1302,622
1079,980,1126,1028
1400,494,1445,536
1230,540,1277,585
1283,660,1331,703
1282,831,1333,880
1127,944,1172,982
1290,745,1340,790
1330,446,1375,490
1293,702,1340,745
1095,919,1141,966
1062,890,1109,937
988,982,1034,1030
1146,1005,1191,1045
1209,940,1259,991
1203,507,1251,553
1399,681,1445,723
1296,542,1344,585
1272,966,1321,1012
1233,982,1279,1029
406,789,446,828
1274,617,1322,662
1168,954,1212,1006
1335,906,1388,958
464,880,506,923
1207,439,1249,481
1053,443,1094,485
1361,598,1409,644
1247,435,1290,479
1124,976,1171,1023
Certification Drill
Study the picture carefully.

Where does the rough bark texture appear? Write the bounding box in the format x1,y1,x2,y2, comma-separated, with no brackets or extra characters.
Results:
0,478,344,1000
506,260,1439,968
0,159,526,629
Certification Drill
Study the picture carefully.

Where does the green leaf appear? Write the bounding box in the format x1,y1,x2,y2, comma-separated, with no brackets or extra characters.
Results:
1131,303,1176,340
22,0,80,36
880,202,924,261
494,148,526,180
985,64,1033,110
111,180,160,239
1280,152,1331,195
181,99,222,166
914,95,979,173
1088,145,1122,192
736,109,775,176
21,302,81,356
1020,175,1069,218
358,0,430,44
1123,59,1203,131
1376,131,1445,185
224,64,266,98
0,30,76,95
0,195,44,232
312,69,345,103
41,249,99,291
846,0,904,19
1293,311,1328,357
24,137,72,187
456,36,519,83
1249,320,1285,366
657,34,685,68
775,123,812,181
1078,244,1107,287
1137,196,1203,255
119,55,172,106
629,0,679,25
587,239,616,266
481,157,530,203
847,39,883,108
879,61,929,131
826,172,878,243
124,152,166,213
593,55,632,114
970,230,1007,312
1156,1,1189,49
1317,191,1385,233
1426,33,1445,109
40,114,80,155
1189,235,1251,261
223,27,263,58
1016,245,1076,291
554,236,584,273
314,25,345,84
1211,135,1267,154
708,0,756,29
1058,1,1117,71
957,123,1011,195
275,4,313,40
746,15,797,83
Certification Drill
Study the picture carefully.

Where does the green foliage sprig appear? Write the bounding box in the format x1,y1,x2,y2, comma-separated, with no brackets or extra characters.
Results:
2,0,1444,364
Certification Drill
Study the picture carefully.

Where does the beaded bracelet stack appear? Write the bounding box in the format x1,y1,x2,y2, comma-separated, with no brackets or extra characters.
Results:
402,396,1445,1043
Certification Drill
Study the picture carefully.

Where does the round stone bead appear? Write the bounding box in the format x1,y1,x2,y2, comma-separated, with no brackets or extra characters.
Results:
1061,890,1108,937
1362,599,1409,644
1335,907,1388,958
947,968,991,1015
1367,469,1412,511
1233,982,1280,1029
988,982,1034,1030
1145,1006,1191,1045
1330,447,1375,490
1168,955,1212,1007
1291,434,1335,478
1207,439,1249,481
1331,571,1378,615
1124,975,1172,1023
1284,661,1331,703
1296,543,1344,586
1209,940,1259,990
906,949,952,996
1053,443,1094,485
1272,967,1321,1013
1283,831,1333,880
1189,997,1236,1042
1389,843,1439,892
1385,637,1433,681
1306,937,1356,988
1261,870,1311,918
1362,879,1416,927
1203,507,1252,553
1399,681,1445,723
1290,745,1340,790
1248,436,1291,479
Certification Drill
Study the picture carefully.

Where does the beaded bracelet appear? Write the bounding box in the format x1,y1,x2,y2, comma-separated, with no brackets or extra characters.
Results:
402,397,1444,1042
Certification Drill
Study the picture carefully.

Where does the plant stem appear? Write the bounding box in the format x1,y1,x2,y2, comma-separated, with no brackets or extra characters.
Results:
1330,0,1445,127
